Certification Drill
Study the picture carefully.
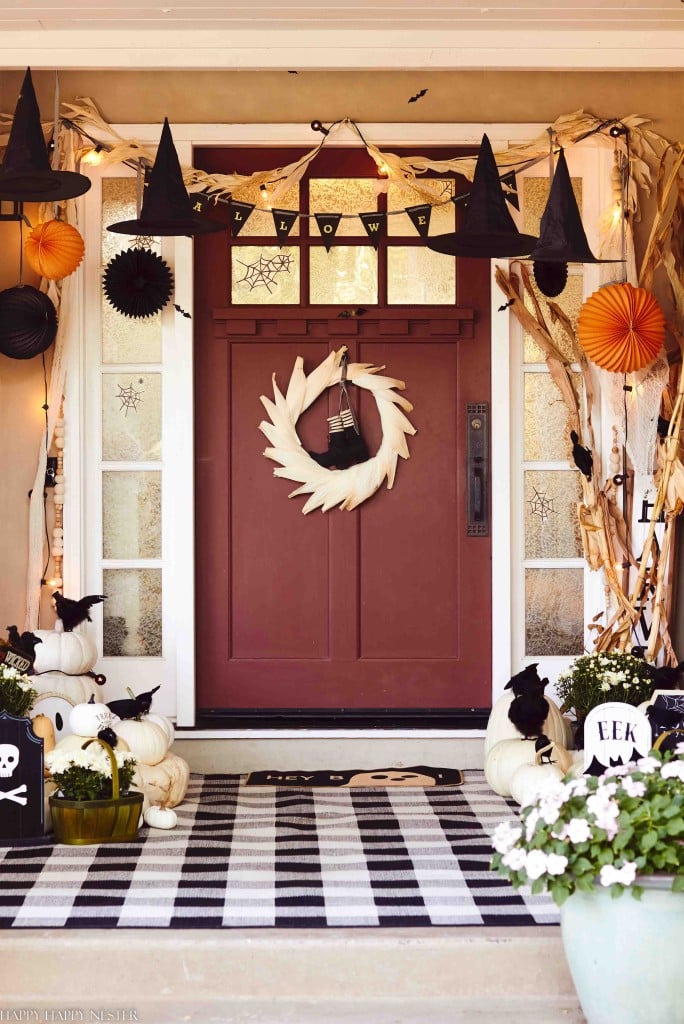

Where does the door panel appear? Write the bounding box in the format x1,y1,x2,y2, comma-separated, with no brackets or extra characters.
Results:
195,311,492,715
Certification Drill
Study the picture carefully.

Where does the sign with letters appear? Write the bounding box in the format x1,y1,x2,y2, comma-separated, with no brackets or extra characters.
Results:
583,702,652,776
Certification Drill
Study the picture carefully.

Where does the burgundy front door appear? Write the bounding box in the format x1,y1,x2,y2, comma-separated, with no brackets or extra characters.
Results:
194,146,492,723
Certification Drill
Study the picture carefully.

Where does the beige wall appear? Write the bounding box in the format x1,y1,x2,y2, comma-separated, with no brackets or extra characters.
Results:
0,68,682,638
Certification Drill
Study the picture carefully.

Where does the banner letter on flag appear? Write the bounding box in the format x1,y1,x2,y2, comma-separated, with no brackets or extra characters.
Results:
359,212,386,249
314,213,342,251
405,204,432,238
230,200,255,238
272,208,299,245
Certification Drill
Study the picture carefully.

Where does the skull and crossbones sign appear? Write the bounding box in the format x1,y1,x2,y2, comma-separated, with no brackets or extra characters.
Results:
0,744,28,805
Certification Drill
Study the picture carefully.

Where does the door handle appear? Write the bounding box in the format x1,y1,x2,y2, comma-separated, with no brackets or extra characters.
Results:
466,404,489,536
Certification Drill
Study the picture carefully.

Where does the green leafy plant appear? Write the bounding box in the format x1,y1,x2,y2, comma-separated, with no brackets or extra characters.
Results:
491,747,684,906
46,743,137,802
556,651,655,720
0,664,37,717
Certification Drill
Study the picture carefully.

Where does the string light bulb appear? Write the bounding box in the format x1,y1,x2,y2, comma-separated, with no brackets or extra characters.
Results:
377,162,391,178
82,144,104,166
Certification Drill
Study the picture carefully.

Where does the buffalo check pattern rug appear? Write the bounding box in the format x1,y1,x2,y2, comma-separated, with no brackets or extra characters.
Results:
0,771,558,928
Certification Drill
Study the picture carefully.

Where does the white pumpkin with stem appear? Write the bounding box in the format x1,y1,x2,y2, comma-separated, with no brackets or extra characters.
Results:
68,697,112,738
484,738,539,797
143,805,178,830
484,690,572,756
134,752,190,809
32,630,98,675
31,671,100,707
54,732,130,754
114,718,168,766
509,740,574,806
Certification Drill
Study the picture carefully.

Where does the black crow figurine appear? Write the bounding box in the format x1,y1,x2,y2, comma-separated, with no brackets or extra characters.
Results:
107,685,160,721
570,430,593,481
52,592,107,632
505,664,550,739
535,733,553,764
5,626,42,659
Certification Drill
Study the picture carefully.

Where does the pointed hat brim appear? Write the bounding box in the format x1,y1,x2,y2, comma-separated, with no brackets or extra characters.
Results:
428,231,538,258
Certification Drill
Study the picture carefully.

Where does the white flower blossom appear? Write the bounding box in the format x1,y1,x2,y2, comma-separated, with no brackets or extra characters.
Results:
660,761,684,781
524,808,540,842
546,853,569,876
621,776,647,797
561,817,593,844
566,777,589,797
502,847,527,871
524,849,549,880
599,682,611,692
492,821,523,854
602,764,630,778
635,757,661,775
599,862,637,887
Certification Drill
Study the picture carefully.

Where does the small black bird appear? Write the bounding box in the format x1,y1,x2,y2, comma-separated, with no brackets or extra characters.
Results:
6,626,42,658
649,662,684,690
570,430,593,481
506,664,549,739
535,733,554,763
107,685,160,721
52,592,107,632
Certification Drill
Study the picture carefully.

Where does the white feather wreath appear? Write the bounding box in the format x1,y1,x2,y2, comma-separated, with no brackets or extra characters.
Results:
259,347,416,514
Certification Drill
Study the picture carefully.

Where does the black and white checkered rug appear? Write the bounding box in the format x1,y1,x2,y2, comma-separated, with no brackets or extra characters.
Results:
0,771,558,928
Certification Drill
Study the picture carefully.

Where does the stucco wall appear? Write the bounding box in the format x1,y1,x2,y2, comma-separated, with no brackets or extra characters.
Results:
0,68,682,636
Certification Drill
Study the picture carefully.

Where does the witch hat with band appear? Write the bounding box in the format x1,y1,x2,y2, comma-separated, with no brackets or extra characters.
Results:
0,68,91,202
427,133,538,258
527,148,622,265
107,118,224,237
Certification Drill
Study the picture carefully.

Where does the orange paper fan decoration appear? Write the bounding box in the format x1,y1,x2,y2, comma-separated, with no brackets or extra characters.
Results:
24,219,85,280
577,283,665,373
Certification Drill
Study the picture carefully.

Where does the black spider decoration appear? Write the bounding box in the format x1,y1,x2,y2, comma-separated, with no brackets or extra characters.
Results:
103,247,174,319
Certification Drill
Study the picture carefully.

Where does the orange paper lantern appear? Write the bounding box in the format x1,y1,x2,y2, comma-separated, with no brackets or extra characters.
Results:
24,219,85,280
577,283,665,373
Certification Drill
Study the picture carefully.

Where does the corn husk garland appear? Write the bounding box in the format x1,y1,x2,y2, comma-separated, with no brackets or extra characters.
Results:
578,283,665,373
259,348,416,514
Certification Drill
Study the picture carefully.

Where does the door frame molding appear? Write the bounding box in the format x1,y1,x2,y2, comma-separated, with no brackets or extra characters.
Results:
74,120,550,729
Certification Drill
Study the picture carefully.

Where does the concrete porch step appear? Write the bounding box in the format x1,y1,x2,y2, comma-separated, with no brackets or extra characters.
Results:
1,927,583,1023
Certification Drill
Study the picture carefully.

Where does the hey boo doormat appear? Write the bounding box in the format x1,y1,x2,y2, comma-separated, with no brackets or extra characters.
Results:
245,766,464,787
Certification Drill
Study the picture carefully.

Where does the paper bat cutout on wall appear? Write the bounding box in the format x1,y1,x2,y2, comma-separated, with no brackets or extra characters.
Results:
408,89,428,103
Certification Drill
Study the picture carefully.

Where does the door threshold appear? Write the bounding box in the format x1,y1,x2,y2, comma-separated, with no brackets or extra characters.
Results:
175,727,487,740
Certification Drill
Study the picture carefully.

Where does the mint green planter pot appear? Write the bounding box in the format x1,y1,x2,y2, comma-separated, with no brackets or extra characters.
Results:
560,877,684,1024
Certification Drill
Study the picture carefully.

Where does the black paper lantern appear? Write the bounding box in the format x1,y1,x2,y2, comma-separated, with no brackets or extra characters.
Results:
533,260,568,298
103,247,173,319
0,285,57,360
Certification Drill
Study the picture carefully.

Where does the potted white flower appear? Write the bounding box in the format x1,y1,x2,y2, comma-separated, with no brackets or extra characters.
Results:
0,664,37,717
491,745,684,1024
46,738,141,844
556,651,655,747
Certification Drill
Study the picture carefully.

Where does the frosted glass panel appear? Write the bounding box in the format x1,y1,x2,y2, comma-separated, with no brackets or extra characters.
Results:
387,179,455,236
388,247,455,305
524,273,584,363
103,569,162,657
525,568,584,656
103,471,161,559
102,373,162,462
524,371,582,462
524,470,582,559
310,179,378,237
522,175,582,237
310,246,378,305
230,181,300,237
231,245,300,304
101,178,162,364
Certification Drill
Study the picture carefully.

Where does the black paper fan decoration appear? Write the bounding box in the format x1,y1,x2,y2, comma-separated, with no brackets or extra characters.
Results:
533,260,568,298
103,247,174,319
0,285,58,360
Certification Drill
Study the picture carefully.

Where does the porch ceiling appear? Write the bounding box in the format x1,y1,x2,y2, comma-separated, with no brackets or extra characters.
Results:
0,0,682,70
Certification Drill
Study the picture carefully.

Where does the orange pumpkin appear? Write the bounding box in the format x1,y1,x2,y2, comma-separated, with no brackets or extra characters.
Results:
577,283,665,373
24,220,85,280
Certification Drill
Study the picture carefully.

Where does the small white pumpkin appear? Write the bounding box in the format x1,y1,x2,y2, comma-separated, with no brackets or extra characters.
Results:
484,738,538,797
54,732,130,754
114,718,169,765
143,805,177,830
69,698,112,738
509,762,564,806
32,629,98,675
484,691,570,756
134,752,190,809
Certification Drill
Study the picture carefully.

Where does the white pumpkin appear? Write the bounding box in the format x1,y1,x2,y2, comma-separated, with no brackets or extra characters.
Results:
134,752,190,810
145,713,175,747
32,629,98,675
509,762,565,806
31,671,99,707
54,732,130,754
144,805,177,829
484,738,538,797
484,691,570,756
69,700,112,738
114,718,169,765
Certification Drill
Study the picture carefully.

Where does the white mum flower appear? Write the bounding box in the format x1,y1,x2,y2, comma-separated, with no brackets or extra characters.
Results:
562,817,593,844
502,847,527,871
660,761,684,781
600,682,611,692
546,853,569,876
599,862,637,887
524,850,549,880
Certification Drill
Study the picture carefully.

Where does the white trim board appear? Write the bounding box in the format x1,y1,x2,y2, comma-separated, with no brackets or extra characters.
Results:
0,28,683,69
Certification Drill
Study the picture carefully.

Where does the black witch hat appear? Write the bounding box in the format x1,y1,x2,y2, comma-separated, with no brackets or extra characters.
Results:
107,118,224,237
428,134,538,258
527,148,620,265
0,69,91,202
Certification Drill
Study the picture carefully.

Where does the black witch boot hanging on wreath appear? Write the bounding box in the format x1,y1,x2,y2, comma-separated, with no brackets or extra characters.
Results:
308,350,369,469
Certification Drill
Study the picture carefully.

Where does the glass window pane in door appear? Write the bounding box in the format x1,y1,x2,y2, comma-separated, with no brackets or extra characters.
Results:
310,179,378,237
309,247,378,305
102,373,162,462
387,247,455,305
103,471,161,559
103,568,162,657
387,179,455,237
525,567,584,656
231,246,300,304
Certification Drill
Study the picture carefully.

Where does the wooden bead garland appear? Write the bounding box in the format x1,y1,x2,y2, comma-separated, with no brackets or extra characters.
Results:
51,411,65,589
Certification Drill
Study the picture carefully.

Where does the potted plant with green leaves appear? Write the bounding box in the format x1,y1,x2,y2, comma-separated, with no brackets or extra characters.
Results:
46,738,141,844
0,664,37,717
491,742,684,1024
556,651,655,747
